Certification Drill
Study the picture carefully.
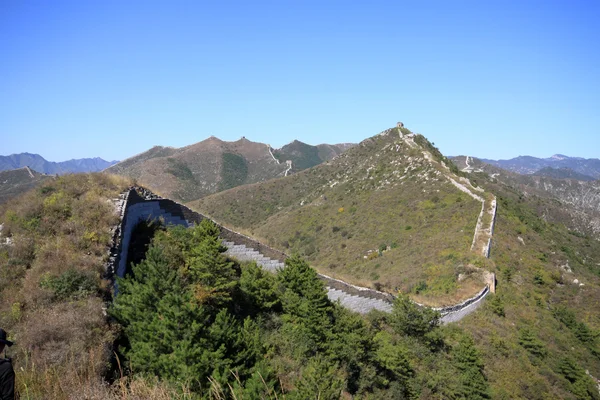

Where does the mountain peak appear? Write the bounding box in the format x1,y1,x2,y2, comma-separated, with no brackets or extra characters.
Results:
549,154,569,160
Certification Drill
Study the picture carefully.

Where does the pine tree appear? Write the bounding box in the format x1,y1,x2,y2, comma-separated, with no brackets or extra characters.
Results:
239,261,281,313
290,355,344,400
452,335,490,400
373,331,415,398
390,292,440,338
277,255,334,354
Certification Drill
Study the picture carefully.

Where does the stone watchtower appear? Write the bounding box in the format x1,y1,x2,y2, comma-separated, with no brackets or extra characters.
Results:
397,122,404,138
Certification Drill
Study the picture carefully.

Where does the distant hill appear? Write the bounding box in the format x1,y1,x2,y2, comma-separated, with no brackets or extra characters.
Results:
0,167,52,204
272,141,354,172
106,137,354,202
0,153,118,175
453,155,600,238
480,154,600,179
532,166,596,181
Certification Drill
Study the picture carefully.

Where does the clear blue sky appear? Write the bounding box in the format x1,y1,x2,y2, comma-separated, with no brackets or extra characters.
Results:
1,0,599,162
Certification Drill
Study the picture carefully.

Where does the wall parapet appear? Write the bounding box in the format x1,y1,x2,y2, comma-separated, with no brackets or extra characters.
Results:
104,189,132,284
434,285,489,316
319,273,395,302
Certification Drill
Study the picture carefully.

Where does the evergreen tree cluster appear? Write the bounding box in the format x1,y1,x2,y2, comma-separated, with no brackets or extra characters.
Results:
111,221,490,399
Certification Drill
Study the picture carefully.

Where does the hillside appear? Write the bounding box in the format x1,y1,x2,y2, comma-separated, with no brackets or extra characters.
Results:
106,137,354,202
0,167,53,204
532,166,596,181
191,125,494,306
454,156,600,238
0,174,133,398
188,125,600,398
480,154,600,179
272,141,355,172
0,153,118,174
461,168,600,399
1,149,600,397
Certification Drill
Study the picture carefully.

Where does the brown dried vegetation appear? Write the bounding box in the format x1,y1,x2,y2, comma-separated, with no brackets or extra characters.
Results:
0,173,135,398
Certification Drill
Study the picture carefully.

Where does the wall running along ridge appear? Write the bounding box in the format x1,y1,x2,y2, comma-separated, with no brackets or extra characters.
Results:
105,187,491,322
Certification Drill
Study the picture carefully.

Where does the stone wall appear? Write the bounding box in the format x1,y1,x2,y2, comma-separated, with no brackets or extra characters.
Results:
434,286,489,315
482,198,498,258
106,187,288,282
106,187,489,321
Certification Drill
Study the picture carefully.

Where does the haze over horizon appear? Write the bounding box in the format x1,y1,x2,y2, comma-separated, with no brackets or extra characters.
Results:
1,1,599,162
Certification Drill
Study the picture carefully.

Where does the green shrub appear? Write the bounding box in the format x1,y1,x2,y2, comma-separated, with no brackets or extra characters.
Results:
166,158,196,182
39,269,97,300
487,294,505,317
452,335,490,399
413,281,428,294
391,293,440,338
219,152,248,191
518,328,547,358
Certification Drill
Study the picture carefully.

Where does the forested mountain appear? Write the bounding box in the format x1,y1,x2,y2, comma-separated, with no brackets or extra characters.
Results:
0,153,117,174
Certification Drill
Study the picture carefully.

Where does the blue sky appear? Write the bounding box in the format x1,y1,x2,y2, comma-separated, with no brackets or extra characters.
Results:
1,1,598,162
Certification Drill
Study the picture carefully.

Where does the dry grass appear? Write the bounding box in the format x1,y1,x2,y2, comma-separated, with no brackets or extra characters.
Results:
412,276,484,307
17,298,112,367
17,348,195,399
0,173,135,398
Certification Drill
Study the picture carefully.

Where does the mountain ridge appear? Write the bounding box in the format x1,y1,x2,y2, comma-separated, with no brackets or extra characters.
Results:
106,136,355,202
0,153,118,175
0,167,53,204
480,154,600,178
453,155,600,238
191,124,494,306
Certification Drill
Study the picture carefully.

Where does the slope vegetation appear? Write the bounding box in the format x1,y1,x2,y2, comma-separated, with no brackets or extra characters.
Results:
533,166,596,181
0,167,52,204
273,140,354,172
454,156,600,238
0,174,132,398
107,137,352,203
192,125,491,305
458,169,600,399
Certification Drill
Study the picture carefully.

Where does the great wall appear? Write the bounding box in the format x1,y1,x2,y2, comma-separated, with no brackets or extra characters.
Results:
106,185,497,323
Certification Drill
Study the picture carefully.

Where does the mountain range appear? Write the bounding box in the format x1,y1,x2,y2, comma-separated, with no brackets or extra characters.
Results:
3,123,600,398
106,137,354,202
480,154,600,179
453,155,600,238
0,153,118,175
